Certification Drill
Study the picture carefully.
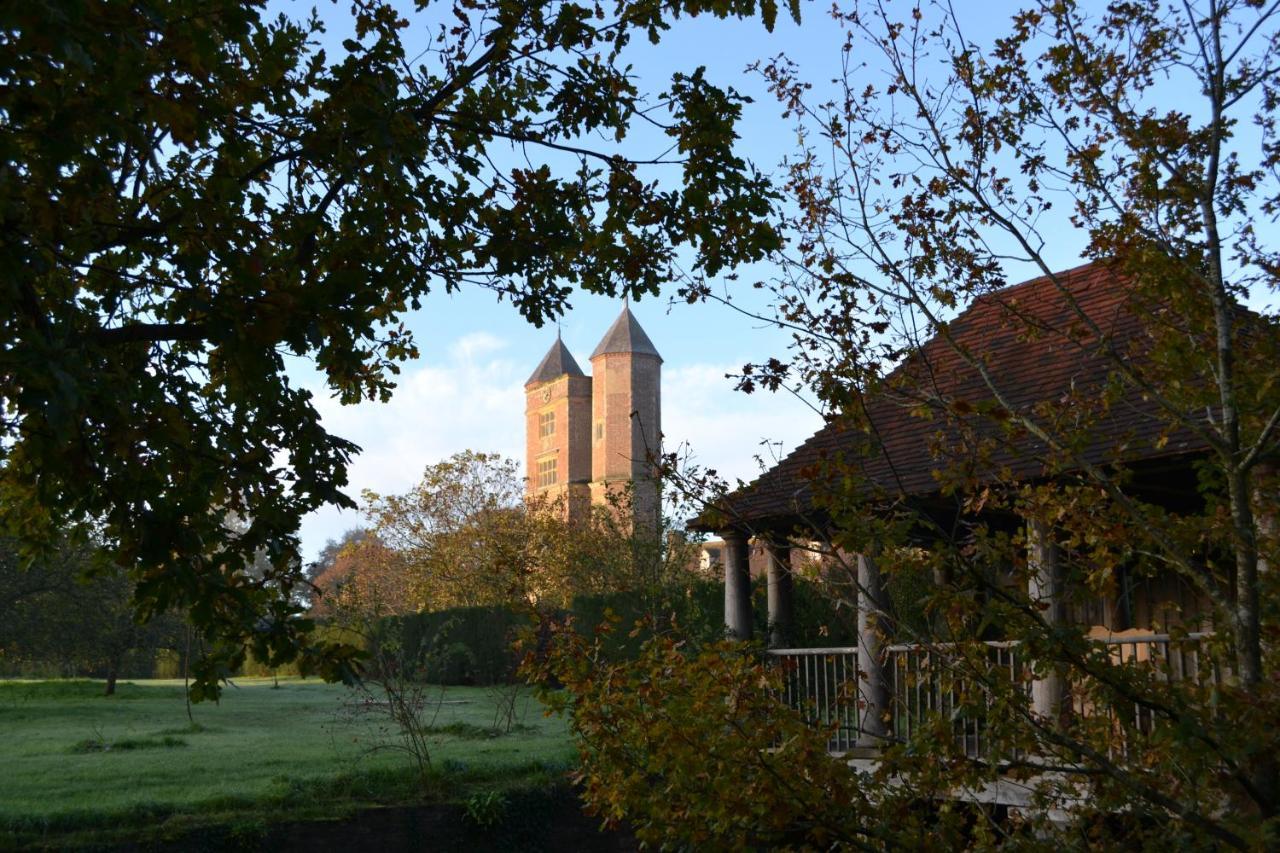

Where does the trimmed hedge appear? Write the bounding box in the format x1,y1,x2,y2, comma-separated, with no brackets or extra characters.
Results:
374,577,862,685
384,606,529,686
2,577,905,684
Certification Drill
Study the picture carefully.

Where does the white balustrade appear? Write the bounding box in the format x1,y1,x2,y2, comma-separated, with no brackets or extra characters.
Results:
774,634,1219,759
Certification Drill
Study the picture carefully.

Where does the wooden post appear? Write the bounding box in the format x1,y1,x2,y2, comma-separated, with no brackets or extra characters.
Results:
721,529,752,640
765,539,794,648
856,552,890,746
1027,517,1067,722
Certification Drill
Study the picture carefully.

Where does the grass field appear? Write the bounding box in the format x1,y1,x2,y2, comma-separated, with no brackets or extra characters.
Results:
0,678,575,848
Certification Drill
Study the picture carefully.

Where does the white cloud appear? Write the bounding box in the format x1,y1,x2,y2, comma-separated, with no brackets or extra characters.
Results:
296,336,527,560
452,330,509,362
296,349,824,562
662,363,822,489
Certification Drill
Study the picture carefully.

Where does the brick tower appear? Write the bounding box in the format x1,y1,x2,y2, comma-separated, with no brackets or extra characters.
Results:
524,331,593,521
589,303,662,537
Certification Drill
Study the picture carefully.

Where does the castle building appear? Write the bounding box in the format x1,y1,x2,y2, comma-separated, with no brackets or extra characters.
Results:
524,303,662,535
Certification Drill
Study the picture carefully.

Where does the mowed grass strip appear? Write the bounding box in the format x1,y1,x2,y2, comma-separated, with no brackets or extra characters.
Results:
0,678,574,844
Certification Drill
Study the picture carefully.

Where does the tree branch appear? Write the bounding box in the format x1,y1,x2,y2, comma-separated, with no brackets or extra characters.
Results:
92,322,209,346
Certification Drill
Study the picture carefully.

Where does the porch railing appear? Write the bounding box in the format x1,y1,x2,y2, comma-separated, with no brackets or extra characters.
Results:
887,640,1024,759
770,633,1217,759
767,646,861,753
1069,632,1218,756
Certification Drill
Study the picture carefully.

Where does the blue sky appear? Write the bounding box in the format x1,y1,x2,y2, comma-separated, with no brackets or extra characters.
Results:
280,0,1149,560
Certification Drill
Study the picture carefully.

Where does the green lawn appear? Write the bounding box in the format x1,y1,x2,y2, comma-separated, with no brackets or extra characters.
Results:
0,678,575,848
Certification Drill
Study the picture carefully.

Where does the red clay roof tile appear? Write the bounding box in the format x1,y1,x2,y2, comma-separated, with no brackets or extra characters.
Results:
712,262,1213,527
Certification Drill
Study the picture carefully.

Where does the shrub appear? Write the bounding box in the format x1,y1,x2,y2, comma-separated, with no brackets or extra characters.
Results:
527,619,874,849
464,790,509,829
427,642,477,686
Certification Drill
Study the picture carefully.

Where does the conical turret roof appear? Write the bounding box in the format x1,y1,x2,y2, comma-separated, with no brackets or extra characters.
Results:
525,333,585,386
590,303,662,361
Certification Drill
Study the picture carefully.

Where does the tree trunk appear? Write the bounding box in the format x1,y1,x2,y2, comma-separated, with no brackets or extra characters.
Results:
1229,468,1275,816
184,624,194,724
1027,517,1069,726
1228,469,1261,687
856,552,890,746
104,662,118,697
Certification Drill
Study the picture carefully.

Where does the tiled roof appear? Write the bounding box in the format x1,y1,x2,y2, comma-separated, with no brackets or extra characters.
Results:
591,303,662,360
713,261,1213,527
525,334,585,386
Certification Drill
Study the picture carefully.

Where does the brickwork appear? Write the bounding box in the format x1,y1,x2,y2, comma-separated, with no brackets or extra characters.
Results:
590,352,660,480
524,373,592,510
525,305,662,535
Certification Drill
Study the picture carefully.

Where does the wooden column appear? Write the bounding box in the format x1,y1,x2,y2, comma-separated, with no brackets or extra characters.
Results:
856,552,890,746
1027,517,1067,721
721,529,752,641
764,539,794,648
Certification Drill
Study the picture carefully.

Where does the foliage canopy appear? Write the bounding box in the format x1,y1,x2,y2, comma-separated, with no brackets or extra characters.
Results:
342,450,695,615
551,0,1280,847
0,0,787,695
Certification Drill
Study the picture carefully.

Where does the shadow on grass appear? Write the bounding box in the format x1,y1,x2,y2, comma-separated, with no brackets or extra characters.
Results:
424,721,539,740
152,722,216,736
2,756,579,850
0,680,185,702
67,735,188,754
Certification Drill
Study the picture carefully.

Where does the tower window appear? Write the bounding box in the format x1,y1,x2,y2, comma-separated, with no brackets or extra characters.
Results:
536,458,557,487
539,412,555,437
595,421,603,441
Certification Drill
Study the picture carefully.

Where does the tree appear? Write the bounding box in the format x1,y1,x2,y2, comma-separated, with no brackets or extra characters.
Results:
360,451,529,611
309,528,372,587
305,527,377,614
312,532,415,620
554,0,1280,847
527,624,884,850
0,535,184,694
0,0,789,695
357,450,703,616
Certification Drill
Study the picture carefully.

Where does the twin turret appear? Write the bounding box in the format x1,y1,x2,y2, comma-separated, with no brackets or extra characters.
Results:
524,304,662,534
